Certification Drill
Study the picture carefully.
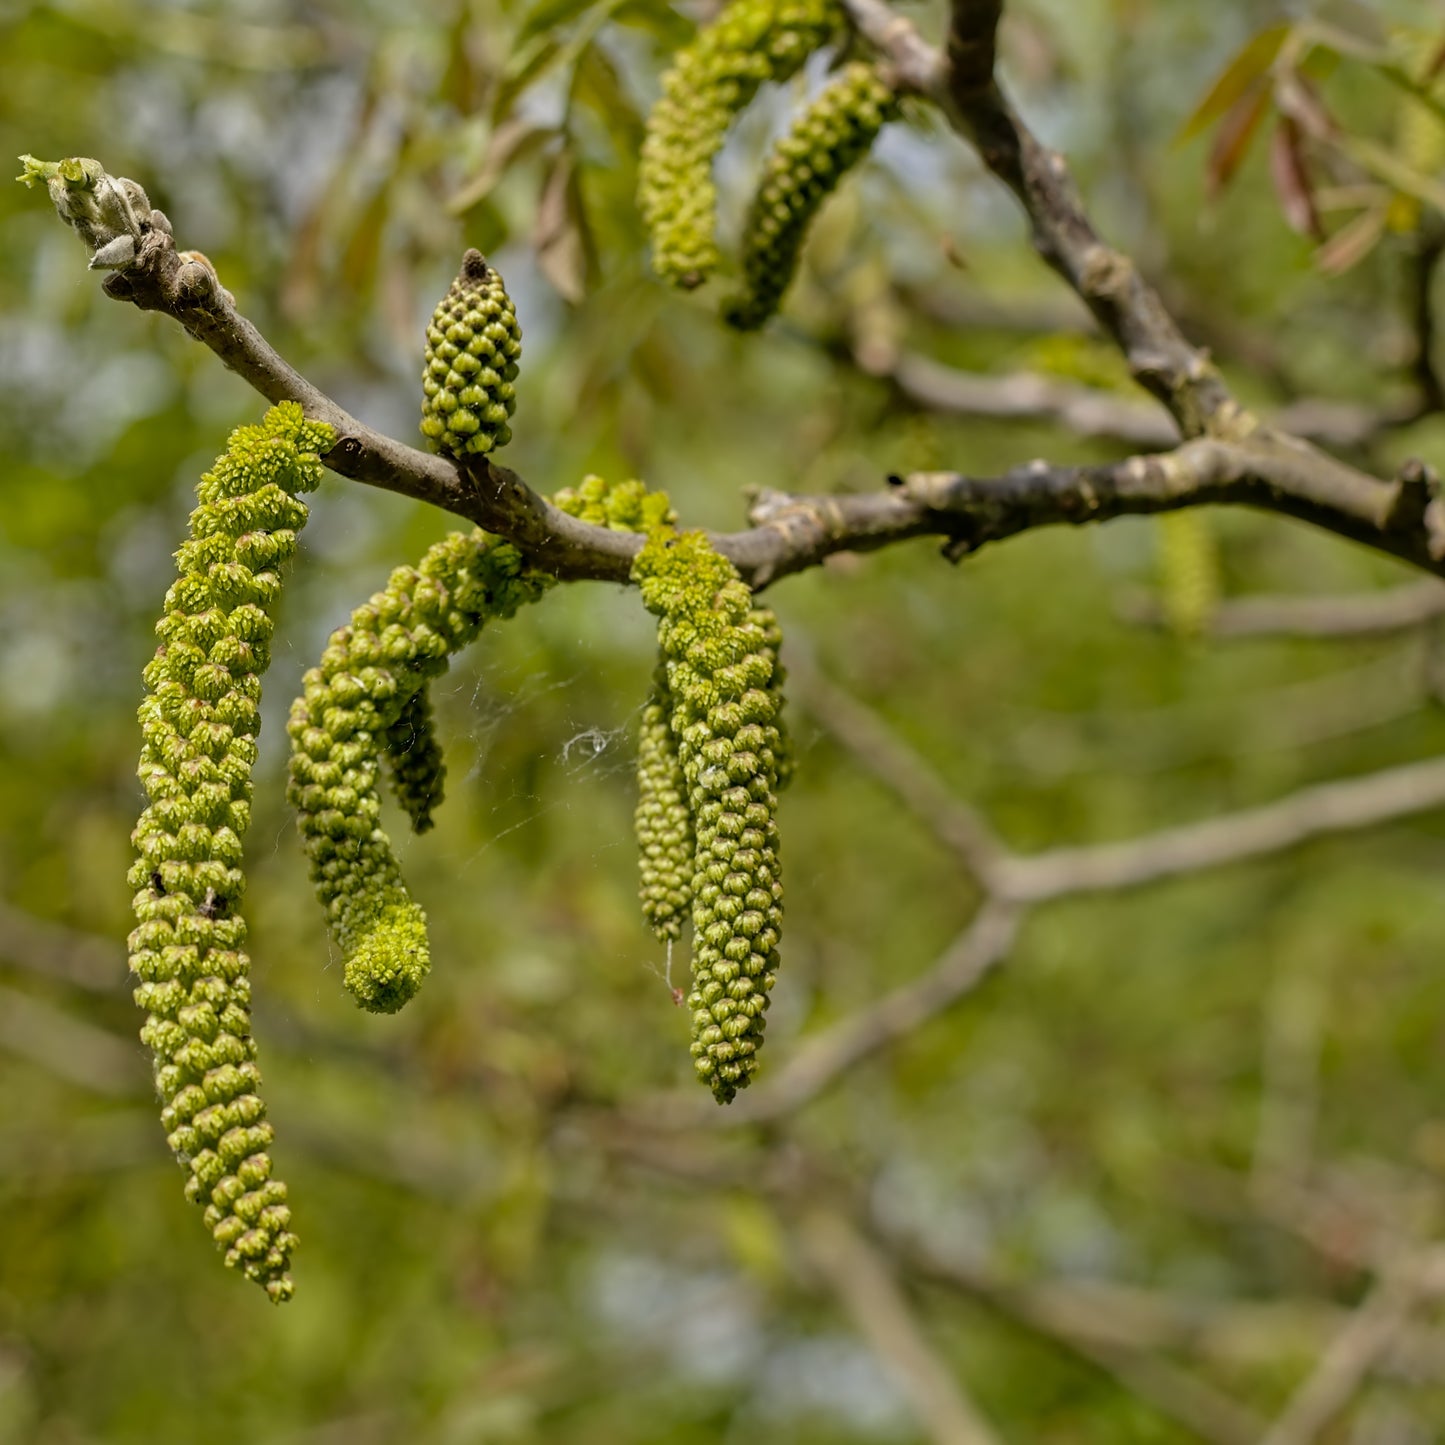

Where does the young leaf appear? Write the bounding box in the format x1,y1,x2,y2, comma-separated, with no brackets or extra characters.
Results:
1177,24,1290,145
1269,117,1323,239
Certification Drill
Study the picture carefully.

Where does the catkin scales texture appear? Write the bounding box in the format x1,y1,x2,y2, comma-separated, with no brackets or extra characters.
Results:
420,250,522,459
724,62,898,330
637,0,843,288
128,401,333,1303
288,531,552,1014
633,530,785,1104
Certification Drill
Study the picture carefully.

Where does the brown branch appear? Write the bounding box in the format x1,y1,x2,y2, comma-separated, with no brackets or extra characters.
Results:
730,902,1022,1124
797,1208,1006,1445
894,1237,1269,1445
995,753,1445,902
31,159,1445,592
788,652,1007,886
888,351,1409,452
1259,1248,1445,1445
1410,228,1445,416
1119,577,1445,639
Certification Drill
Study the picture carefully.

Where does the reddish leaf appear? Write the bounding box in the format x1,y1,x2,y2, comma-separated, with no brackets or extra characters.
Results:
1274,69,1337,142
1315,203,1388,275
1206,81,1273,198
1270,117,1323,239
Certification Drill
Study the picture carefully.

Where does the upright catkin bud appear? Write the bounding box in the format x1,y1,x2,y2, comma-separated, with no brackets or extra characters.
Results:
128,401,334,1303
637,0,844,289
1156,510,1220,638
288,531,552,1013
420,249,522,459
632,529,785,1104
723,61,899,330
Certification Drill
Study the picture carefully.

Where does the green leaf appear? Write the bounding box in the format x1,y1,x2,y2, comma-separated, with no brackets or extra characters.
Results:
1176,24,1291,145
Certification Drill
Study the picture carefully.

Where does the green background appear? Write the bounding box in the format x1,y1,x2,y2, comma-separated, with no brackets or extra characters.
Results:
5,0,1445,1439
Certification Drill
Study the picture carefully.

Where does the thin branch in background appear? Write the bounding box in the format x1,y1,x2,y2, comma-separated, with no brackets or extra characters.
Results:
997,754,1445,901
887,352,1401,452
788,652,1007,886
892,1234,1268,1445
796,1207,1005,1445
729,902,1022,1125
1118,577,1445,639
1259,1248,1445,1445
0,983,143,1096
0,899,122,993
1250,960,1328,1200
1409,229,1445,415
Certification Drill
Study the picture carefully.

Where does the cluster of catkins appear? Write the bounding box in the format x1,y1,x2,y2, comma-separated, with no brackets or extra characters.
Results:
128,402,334,1303
637,0,896,326
286,528,553,1014
632,531,790,1103
121,244,796,1302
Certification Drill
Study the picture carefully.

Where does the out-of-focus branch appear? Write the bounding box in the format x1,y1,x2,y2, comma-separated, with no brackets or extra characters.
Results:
892,1232,1269,1445
788,653,1007,886
1409,229,1445,416
887,352,1411,452
0,983,142,1096
995,753,1445,901
741,666,1445,1119
1259,1248,1445,1445
797,1208,1005,1445
732,902,1022,1125
1119,578,1445,639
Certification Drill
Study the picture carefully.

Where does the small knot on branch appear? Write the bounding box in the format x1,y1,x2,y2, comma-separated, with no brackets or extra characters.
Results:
1387,456,1439,540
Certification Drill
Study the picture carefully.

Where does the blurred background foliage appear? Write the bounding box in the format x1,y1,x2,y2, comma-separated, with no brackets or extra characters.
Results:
7,0,1445,1439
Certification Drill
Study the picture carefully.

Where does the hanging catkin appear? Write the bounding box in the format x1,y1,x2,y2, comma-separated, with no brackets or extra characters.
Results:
288,532,553,1013
129,401,333,1302
724,61,898,330
632,529,785,1103
637,0,843,289
1156,510,1220,638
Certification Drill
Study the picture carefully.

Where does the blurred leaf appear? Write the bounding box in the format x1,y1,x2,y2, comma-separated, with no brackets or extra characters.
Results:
1176,24,1290,145
1269,118,1323,239
1340,132,1445,217
340,180,392,300
571,42,643,147
1205,81,1273,198
490,32,564,123
1273,68,1336,143
535,150,593,303
448,117,557,215
1315,201,1388,274
514,0,605,49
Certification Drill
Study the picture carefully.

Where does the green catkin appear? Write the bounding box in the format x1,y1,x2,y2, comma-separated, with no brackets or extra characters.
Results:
288,532,553,1014
635,665,694,942
382,686,446,834
632,529,785,1104
419,249,522,459
128,401,334,1303
637,0,844,289
552,478,695,940
723,61,898,330
1156,510,1220,638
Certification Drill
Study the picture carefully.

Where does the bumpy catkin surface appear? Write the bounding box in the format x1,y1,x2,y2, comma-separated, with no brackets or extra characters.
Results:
129,401,333,1302
724,61,898,330
632,529,786,1103
288,532,552,1013
420,249,522,459
637,0,842,288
